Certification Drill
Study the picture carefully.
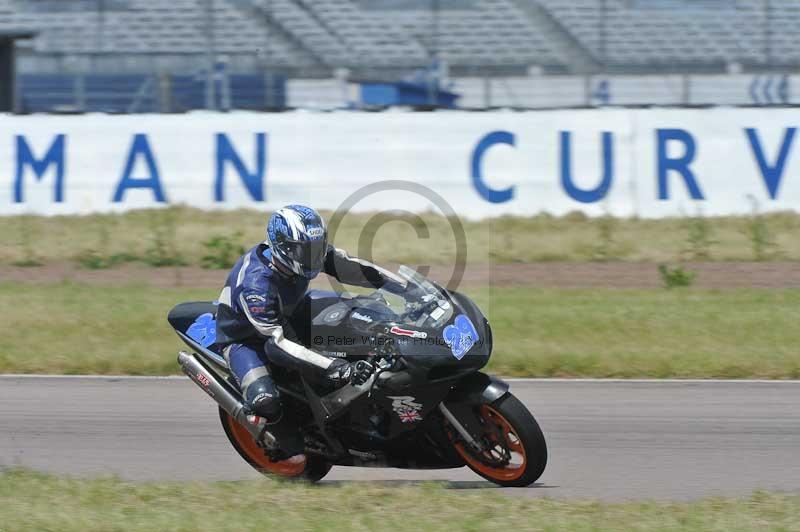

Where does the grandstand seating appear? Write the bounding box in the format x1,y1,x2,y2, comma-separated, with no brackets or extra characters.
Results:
534,0,773,67
4,0,799,75
360,0,564,68
1,0,562,73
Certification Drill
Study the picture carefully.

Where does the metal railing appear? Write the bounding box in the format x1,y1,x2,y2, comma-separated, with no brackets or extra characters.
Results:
13,70,800,113
15,70,287,114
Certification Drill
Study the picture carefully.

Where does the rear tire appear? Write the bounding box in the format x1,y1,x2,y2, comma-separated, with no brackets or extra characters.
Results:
448,393,547,487
218,408,331,482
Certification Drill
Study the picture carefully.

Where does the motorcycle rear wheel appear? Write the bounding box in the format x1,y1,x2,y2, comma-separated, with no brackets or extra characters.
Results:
448,393,547,487
218,407,331,482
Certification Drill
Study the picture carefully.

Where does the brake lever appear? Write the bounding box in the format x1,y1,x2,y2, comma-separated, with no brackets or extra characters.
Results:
367,368,384,398
367,355,393,397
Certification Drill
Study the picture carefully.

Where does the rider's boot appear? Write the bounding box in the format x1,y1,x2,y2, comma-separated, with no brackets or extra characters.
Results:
244,375,305,457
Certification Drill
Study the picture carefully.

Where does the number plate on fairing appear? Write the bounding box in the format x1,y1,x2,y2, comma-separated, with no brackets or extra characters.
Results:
443,314,480,360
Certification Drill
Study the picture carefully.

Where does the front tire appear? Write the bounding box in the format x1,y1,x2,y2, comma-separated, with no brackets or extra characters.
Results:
218,408,331,482
447,393,547,487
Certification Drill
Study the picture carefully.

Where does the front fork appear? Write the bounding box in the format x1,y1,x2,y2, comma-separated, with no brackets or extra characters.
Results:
438,402,484,453
439,373,511,455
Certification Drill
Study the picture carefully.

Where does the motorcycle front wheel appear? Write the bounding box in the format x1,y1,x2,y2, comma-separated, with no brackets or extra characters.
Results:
218,407,331,482
447,393,547,487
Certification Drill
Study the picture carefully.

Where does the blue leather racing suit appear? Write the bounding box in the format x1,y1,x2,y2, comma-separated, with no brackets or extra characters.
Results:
215,242,403,421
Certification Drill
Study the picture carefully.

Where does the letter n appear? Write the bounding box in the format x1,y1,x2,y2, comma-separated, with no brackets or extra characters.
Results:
215,133,267,202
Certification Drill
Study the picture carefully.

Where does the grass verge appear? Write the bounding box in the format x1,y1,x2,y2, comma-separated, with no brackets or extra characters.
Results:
0,469,797,531
1,282,798,378
2,208,800,267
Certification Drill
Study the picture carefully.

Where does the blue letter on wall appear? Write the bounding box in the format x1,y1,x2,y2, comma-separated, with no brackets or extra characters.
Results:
112,134,166,203
470,131,516,204
560,131,614,203
656,129,704,200
745,127,796,200
215,133,267,202
14,134,66,203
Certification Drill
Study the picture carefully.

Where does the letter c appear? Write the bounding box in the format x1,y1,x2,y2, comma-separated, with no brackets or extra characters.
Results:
470,131,516,204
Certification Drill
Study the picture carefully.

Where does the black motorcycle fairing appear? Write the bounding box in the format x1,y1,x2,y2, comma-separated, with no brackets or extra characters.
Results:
288,290,399,358
445,290,493,360
307,377,463,469
320,372,511,469
290,371,463,469
387,290,492,387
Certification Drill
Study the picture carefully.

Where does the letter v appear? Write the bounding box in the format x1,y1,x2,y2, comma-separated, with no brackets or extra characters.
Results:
745,127,796,200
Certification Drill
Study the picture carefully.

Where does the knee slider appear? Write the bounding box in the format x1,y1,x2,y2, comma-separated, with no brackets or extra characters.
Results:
244,376,282,422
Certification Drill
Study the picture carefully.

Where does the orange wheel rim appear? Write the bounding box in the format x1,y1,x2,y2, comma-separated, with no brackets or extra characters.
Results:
451,404,527,482
226,413,307,477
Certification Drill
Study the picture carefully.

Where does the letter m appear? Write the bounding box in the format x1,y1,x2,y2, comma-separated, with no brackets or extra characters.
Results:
14,134,66,203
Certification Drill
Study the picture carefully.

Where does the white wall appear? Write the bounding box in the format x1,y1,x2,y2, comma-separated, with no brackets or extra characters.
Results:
2,108,799,218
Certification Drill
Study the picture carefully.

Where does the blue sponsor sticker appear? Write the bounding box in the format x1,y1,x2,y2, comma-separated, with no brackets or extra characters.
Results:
187,313,217,348
443,314,480,360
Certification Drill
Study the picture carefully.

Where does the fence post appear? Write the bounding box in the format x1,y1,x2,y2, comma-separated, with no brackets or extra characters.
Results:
75,74,86,112
334,67,350,110
584,75,591,106
12,71,21,113
682,74,691,106
264,71,272,109
219,63,231,111
159,73,172,113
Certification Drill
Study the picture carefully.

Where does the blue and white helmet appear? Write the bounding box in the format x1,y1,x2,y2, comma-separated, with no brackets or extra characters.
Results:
266,205,328,279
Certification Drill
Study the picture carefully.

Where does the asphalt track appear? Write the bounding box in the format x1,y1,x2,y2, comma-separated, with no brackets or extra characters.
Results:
1,376,799,501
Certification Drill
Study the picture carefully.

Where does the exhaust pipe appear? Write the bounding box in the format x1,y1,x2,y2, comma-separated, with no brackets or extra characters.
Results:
178,350,270,443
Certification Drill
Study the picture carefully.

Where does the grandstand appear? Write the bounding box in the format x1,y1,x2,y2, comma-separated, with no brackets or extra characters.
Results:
0,0,797,111
537,0,770,70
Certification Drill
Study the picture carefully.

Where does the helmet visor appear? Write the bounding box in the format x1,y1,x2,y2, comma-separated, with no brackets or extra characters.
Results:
280,238,327,272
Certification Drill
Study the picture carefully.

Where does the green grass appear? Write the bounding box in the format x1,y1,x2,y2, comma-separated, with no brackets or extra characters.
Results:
0,469,797,531
2,282,799,378
2,208,800,267
481,287,800,379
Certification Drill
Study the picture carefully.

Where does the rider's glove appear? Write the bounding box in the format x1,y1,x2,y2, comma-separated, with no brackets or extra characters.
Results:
326,359,374,388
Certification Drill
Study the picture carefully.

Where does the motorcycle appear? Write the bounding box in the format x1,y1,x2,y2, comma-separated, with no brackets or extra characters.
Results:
167,265,547,487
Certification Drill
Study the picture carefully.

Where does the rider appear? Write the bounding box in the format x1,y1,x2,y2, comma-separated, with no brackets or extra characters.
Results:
215,204,404,437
